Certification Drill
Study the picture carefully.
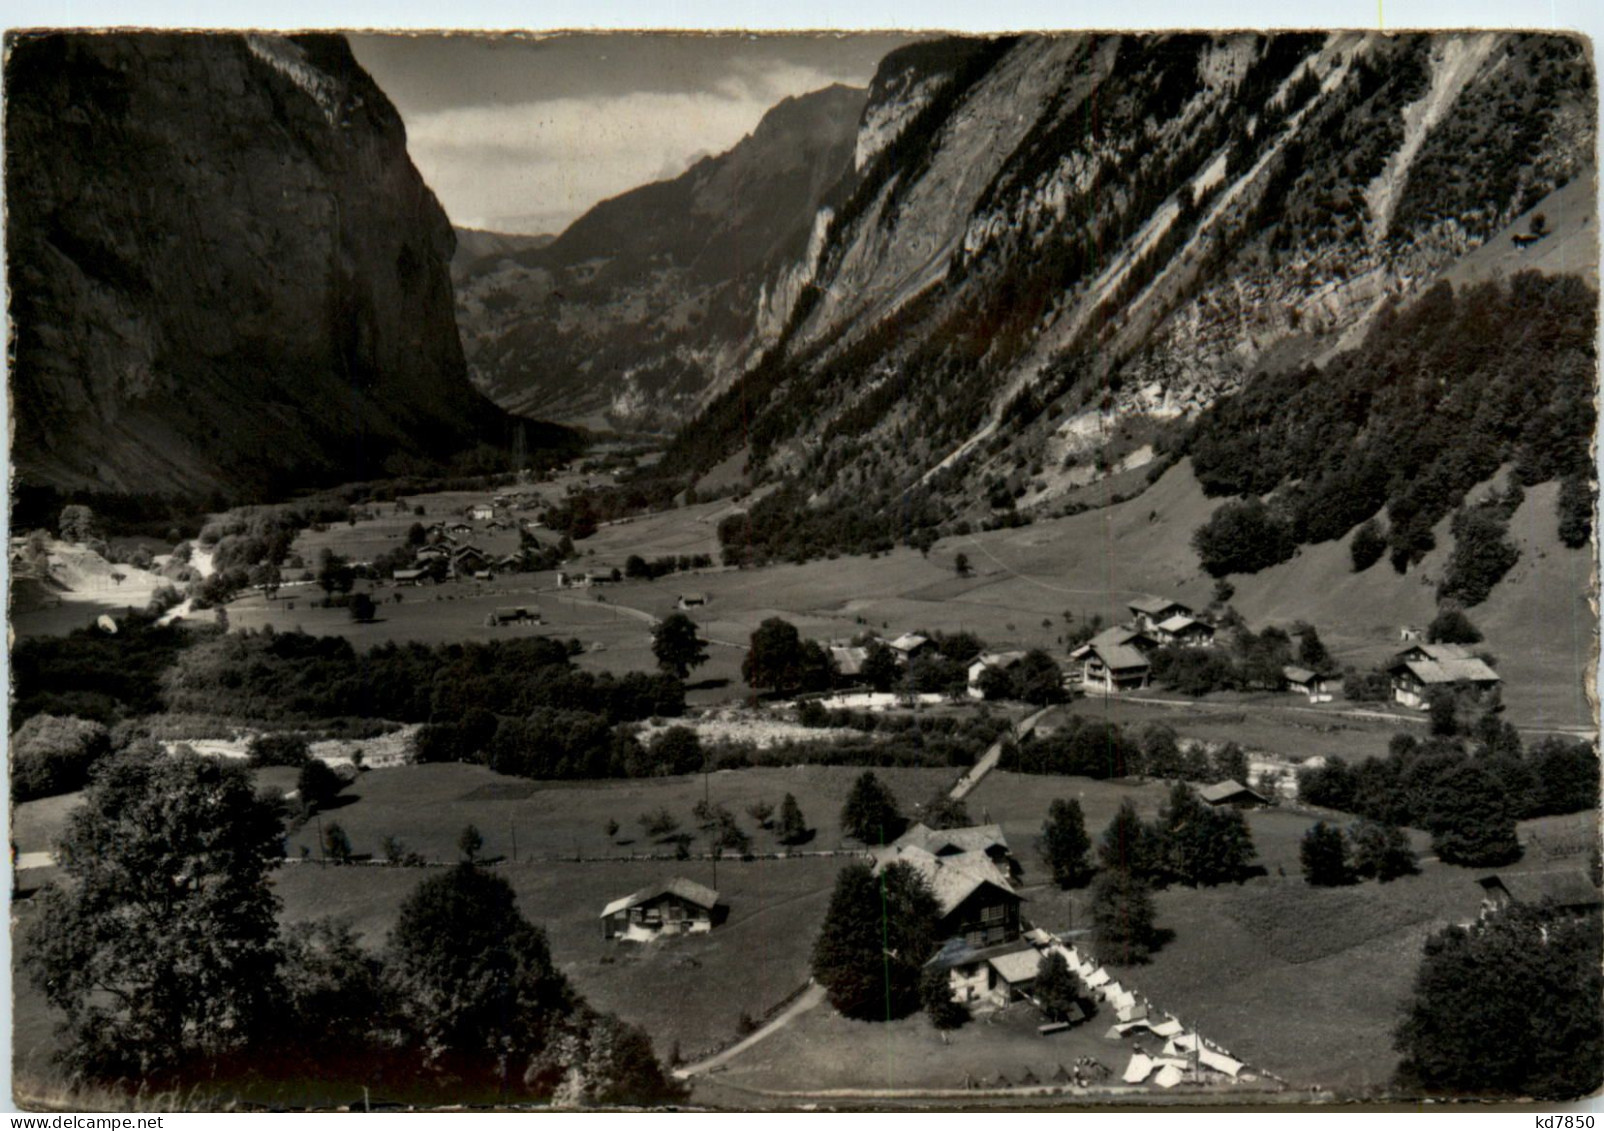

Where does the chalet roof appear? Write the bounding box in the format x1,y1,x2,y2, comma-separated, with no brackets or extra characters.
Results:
1282,665,1317,684
969,650,1028,673
1480,871,1603,909
1130,595,1191,617
987,946,1044,985
1198,780,1267,805
895,822,1010,858
870,844,1021,918
1157,614,1212,635
1391,657,1501,685
889,632,932,653
392,568,426,580
1400,642,1476,662
830,645,869,676
599,877,720,919
1071,638,1151,672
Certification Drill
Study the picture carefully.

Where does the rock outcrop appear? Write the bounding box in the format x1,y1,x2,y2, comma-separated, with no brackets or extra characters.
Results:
7,32,537,500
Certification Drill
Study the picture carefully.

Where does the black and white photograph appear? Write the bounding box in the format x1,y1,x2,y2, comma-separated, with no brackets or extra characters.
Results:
4,16,1601,1114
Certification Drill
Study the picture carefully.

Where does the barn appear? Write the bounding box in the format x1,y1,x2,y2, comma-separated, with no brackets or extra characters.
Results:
1198,780,1269,808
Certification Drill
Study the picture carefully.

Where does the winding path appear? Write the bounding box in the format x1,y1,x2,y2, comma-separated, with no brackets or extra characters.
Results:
674,984,827,1079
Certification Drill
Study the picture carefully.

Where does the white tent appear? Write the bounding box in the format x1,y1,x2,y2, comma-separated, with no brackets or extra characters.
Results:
1108,989,1137,1012
1150,1018,1184,1038
1199,1048,1245,1077
1116,1001,1147,1023
1085,967,1111,988
1122,1053,1155,1084
1153,1064,1186,1089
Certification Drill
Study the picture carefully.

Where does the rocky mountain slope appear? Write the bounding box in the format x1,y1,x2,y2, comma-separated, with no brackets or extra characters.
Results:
451,83,867,430
661,32,1594,526
6,33,562,502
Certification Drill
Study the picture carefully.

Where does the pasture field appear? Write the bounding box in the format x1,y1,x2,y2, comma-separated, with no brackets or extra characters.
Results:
278,762,958,864
269,855,846,1064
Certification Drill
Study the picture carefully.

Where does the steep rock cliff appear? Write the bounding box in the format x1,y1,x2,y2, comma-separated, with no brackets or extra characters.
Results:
664,32,1594,526
7,32,531,500
451,83,866,430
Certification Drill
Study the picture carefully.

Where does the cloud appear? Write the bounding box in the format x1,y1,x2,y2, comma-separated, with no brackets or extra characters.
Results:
402,64,851,235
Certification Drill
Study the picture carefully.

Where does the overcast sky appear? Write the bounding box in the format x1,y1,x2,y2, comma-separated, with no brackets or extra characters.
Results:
350,33,915,235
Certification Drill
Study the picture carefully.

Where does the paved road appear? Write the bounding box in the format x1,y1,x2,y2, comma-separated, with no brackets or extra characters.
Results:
674,983,827,1079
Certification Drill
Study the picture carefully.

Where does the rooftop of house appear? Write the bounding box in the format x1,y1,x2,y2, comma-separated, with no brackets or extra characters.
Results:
1392,656,1502,685
1070,634,1152,671
1157,614,1210,634
969,650,1028,671
987,945,1047,985
1198,779,1267,805
889,632,931,653
870,843,1021,918
830,645,870,675
1282,665,1317,683
1130,595,1191,616
599,877,721,919
895,822,1010,858
1479,870,1603,908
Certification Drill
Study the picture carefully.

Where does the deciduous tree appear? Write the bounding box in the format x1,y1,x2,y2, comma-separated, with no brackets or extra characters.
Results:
811,862,940,1020
651,613,708,680
24,746,285,1079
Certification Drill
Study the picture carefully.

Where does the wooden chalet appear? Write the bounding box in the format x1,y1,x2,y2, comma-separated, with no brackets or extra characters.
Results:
1153,615,1214,648
872,842,1024,948
1128,596,1193,635
600,878,722,941
888,632,937,665
1282,665,1334,703
1388,644,1501,709
1070,626,1157,693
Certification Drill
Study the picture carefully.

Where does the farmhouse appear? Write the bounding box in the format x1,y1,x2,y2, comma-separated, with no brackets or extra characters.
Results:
1387,643,1502,709
871,843,1024,948
892,821,1018,879
967,650,1026,699
1070,626,1157,693
1282,665,1334,703
1198,779,1269,808
1128,596,1193,634
1153,615,1214,648
451,545,489,575
889,632,937,664
600,877,722,941
468,504,495,521
557,570,590,588
447,521,473,536
1477,871,1603,917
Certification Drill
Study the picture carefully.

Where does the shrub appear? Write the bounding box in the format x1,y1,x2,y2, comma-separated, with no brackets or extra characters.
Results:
11,714,112,800
247,732,310,767
1192,497,1296,577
